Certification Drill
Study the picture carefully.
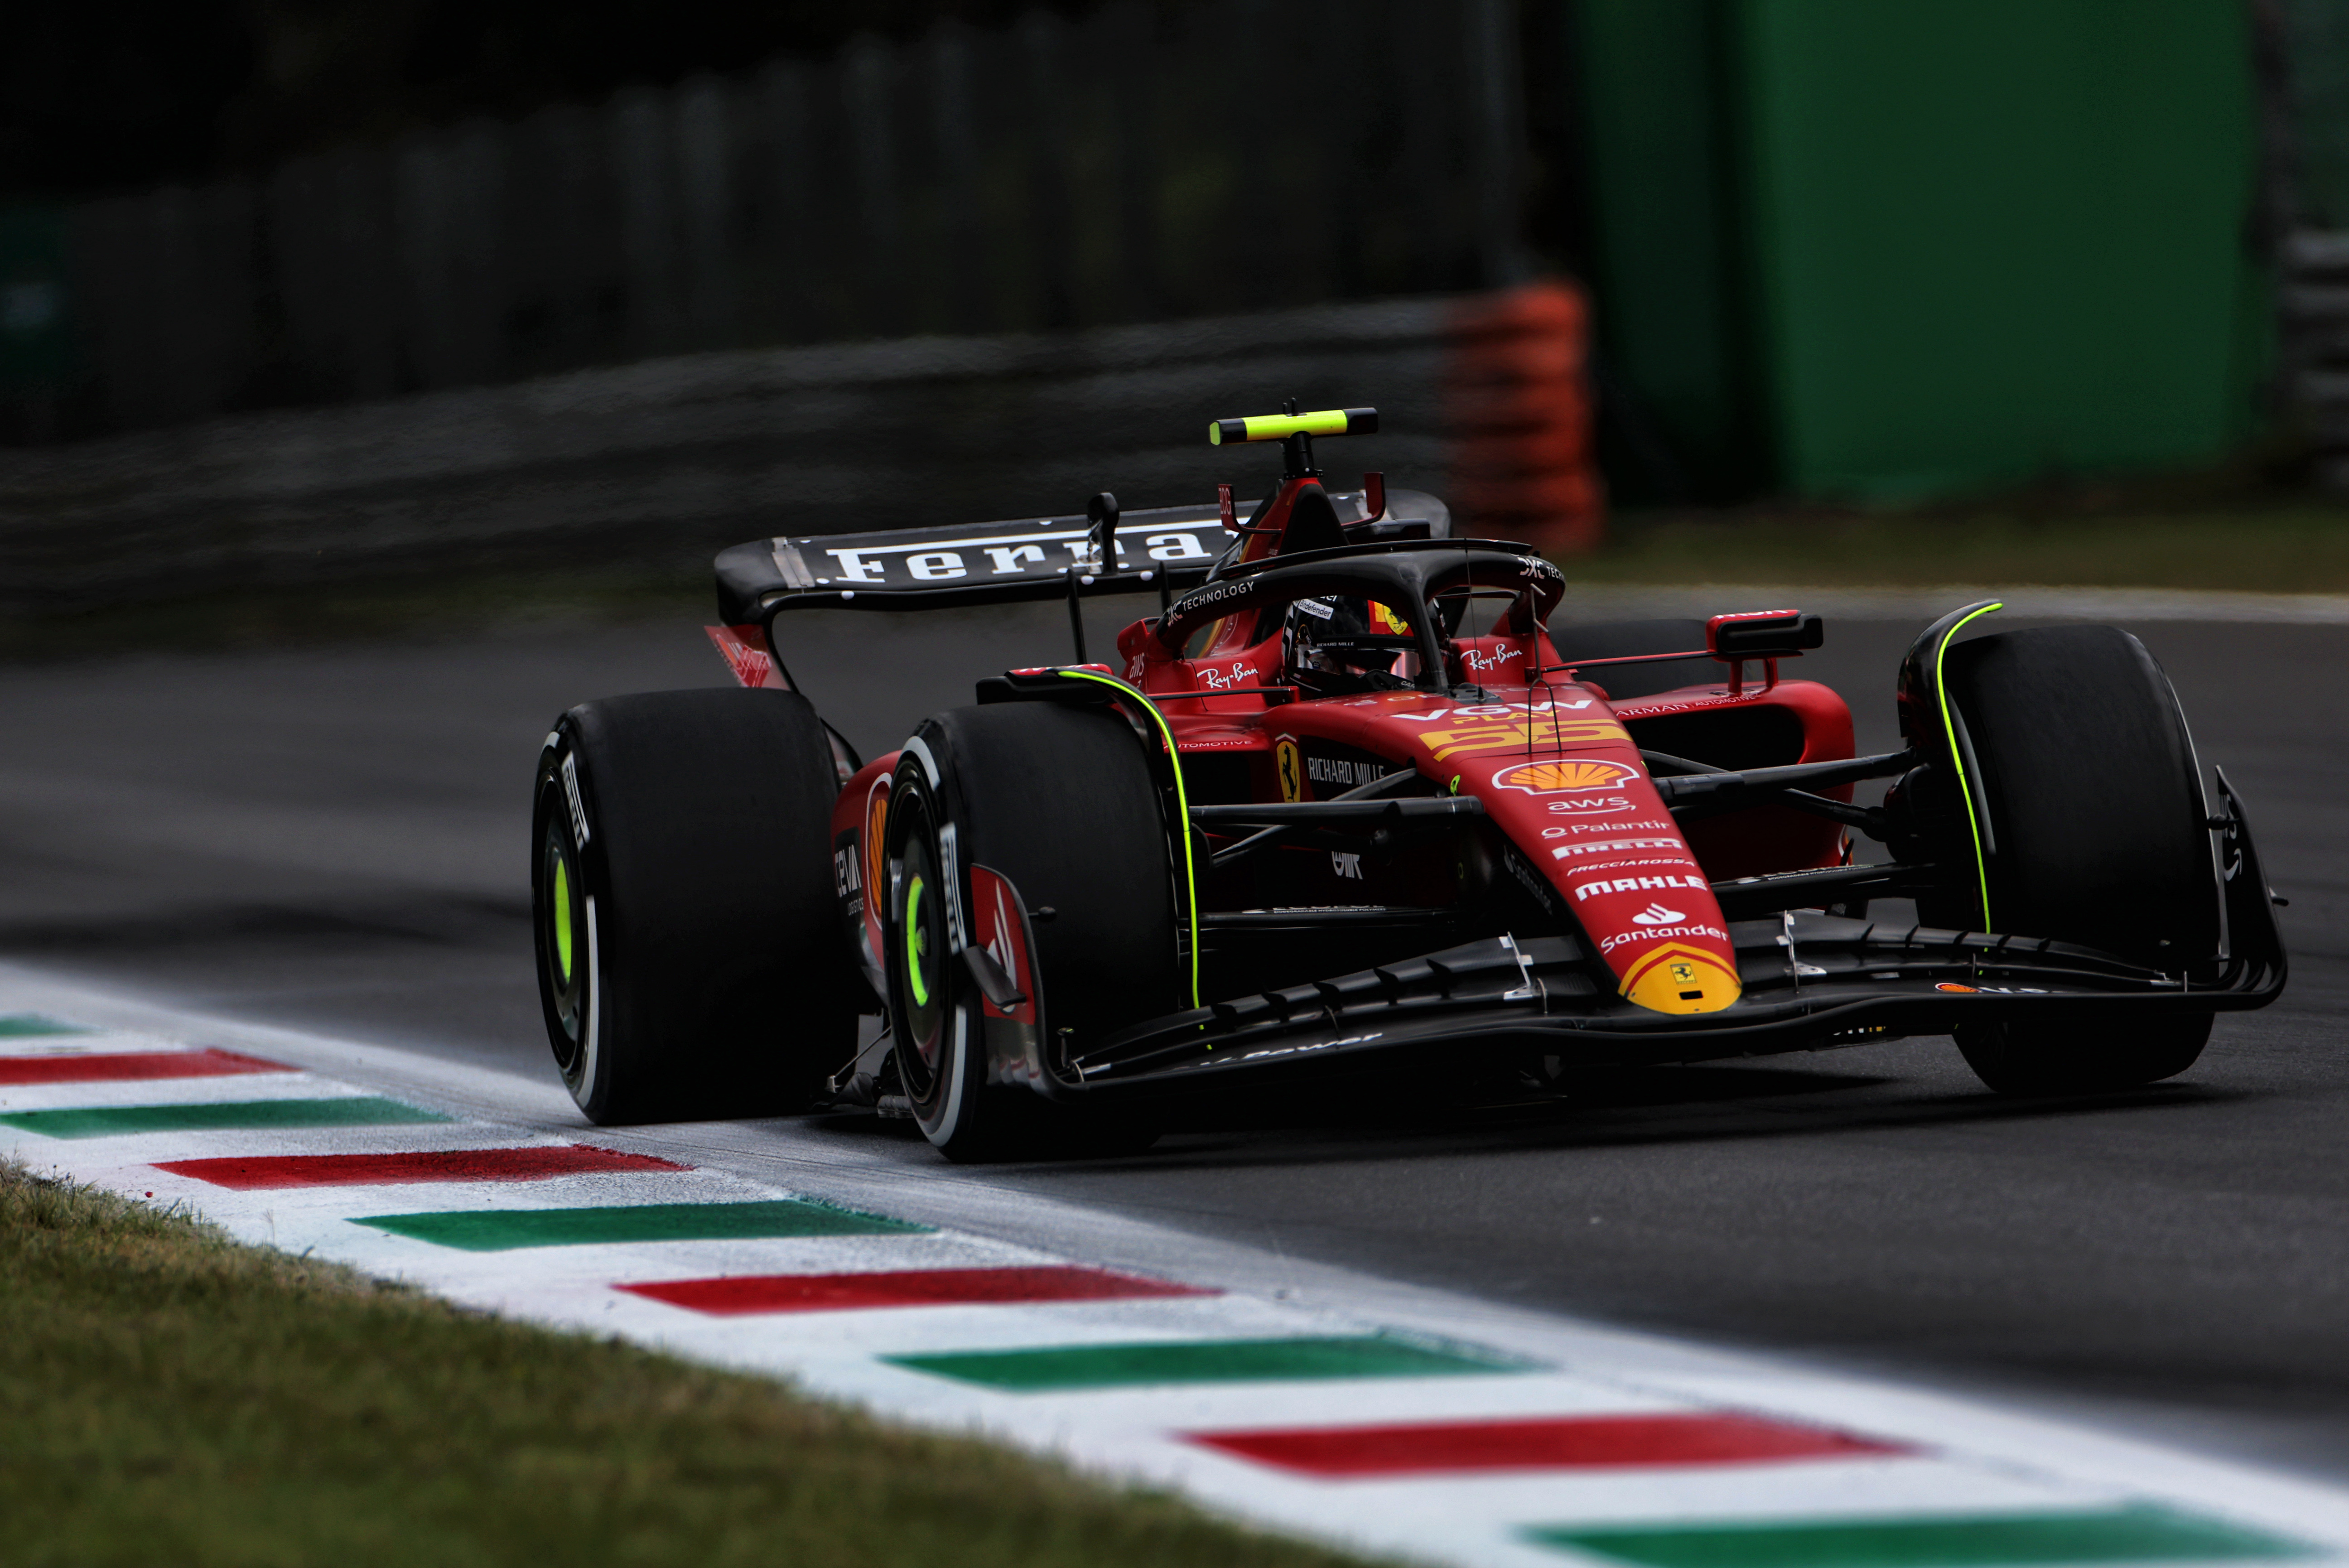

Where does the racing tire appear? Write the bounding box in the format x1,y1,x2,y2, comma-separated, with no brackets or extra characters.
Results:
1951,1014,2213,1098
1931,626,2220,1095
532,688,859,1124
884,701,1177,1162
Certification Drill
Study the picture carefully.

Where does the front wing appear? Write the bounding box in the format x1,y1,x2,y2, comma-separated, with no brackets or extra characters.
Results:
1041,775,2287,1105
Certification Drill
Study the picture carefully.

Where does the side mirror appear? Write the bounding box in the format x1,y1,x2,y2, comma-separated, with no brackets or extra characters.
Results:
1707,609,1823,661
1087,491,1119,570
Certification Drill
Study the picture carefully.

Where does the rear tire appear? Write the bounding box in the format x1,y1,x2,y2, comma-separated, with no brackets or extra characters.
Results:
885,701,1177,1161
1932,626,2219,1094
532,688,859,1124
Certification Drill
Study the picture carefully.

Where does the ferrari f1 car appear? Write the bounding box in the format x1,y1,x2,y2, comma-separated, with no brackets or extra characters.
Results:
532,405,2286,1158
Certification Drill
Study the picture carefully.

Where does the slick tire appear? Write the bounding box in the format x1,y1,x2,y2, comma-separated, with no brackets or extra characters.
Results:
885,701,1177,1162
1952,1013,2213,1098
1932,626,2220,1095
533,688,859,1124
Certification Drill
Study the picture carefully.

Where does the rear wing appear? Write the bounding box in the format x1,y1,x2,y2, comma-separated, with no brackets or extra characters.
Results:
714,487,1447,623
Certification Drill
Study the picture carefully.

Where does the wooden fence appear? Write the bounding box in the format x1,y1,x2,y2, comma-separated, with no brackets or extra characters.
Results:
58,0,1527,434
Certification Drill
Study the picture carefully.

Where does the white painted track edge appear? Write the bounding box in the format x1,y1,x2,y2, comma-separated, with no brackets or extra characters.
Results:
5,962,2349,1556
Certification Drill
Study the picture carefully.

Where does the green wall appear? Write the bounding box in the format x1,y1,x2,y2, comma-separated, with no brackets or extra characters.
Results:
1575,0,2263,503
1574,0,1758,502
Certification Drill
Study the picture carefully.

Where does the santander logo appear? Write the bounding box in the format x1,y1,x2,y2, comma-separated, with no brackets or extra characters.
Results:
1630,903,1686,926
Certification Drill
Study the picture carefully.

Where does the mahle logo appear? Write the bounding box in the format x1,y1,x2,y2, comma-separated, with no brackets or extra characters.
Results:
1492,758,1635,796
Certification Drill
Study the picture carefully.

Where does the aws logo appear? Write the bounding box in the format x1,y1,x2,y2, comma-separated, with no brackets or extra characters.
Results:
1491,758,1637,796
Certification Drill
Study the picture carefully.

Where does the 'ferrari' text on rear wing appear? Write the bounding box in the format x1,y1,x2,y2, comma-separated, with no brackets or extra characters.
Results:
713,487,1446,623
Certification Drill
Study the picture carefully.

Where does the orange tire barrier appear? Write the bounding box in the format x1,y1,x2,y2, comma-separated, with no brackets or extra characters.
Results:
1443,279,1605,556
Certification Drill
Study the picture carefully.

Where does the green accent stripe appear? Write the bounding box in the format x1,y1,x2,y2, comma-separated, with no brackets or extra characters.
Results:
1933,600,2003,930
0,1013,92,1037
889,1334,1531,1391
352,1199,931,1251
1528,1506,2315,1568
0,1096,449,1139
1057,669,1200,1009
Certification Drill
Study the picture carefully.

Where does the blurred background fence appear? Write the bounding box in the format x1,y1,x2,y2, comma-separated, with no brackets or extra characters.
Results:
0,284,1604,614
9,0,2349,612
47,0,1525,435
2273,0,2349,484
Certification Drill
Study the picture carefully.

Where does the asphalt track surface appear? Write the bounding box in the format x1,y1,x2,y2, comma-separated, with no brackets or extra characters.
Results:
5,597,2346,1481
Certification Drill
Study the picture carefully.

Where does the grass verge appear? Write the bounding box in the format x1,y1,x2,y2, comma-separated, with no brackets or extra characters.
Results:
0,1161,1379,1568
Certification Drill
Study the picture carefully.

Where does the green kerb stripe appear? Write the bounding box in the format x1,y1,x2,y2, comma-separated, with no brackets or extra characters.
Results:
0,1013,92,1037
0,1097,449,1139
888,1335,1531,1391
352,1199,931,1251
1527,1506,2316,1568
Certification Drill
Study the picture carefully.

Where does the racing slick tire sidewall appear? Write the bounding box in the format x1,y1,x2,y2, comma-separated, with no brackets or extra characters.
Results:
1953,1013,2214,1097
884,702,1177,1162
531,688,859,1124
1934,625,2220,1094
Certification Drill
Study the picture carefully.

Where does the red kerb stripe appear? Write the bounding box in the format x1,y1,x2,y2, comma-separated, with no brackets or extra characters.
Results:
1186,1413,1907,1477
155,1145,686,1189
0,1048,289,1085
620,1265,1215,1316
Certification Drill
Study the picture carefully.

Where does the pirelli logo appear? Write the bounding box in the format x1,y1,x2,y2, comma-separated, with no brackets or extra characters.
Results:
1418,717,1629,761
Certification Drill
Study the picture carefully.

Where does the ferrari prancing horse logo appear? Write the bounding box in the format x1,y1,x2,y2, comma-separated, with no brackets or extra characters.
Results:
1275,738,1303,802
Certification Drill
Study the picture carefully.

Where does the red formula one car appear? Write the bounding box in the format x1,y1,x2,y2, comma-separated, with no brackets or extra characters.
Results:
532,406,2285,1158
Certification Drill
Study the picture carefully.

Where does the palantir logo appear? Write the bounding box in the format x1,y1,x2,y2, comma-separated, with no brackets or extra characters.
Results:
1630,902,1684,926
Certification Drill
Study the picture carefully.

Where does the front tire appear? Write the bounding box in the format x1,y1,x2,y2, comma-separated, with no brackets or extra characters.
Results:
1931,626,2220,1094
884,701,1178,1161
532,688,859,1123
1954,1013,2213,1096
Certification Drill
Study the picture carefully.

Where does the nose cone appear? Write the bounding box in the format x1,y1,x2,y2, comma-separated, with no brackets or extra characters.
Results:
1620,944,1743,1014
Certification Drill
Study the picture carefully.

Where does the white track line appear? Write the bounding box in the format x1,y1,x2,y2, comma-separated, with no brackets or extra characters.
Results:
5,963,2349,1568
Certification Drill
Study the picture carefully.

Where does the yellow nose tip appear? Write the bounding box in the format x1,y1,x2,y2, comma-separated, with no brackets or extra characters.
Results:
1621,947,1742,1015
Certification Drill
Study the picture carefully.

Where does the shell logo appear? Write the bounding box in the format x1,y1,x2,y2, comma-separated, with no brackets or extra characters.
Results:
1492,758,1637,796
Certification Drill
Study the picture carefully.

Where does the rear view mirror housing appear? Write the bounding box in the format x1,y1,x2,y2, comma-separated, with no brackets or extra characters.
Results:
1707,610,1823,662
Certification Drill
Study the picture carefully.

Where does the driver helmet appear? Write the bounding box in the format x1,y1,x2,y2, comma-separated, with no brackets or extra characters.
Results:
1282,595,1418,695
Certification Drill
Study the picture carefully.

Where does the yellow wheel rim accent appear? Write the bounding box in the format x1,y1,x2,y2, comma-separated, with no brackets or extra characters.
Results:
1054,669,1201,1012
551,856,574,984
905,875,930,1008
1933,601,2005,930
